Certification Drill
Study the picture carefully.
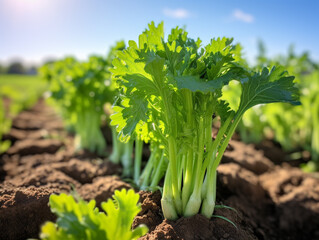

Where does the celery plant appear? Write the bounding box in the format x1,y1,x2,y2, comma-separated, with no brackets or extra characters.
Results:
39,189,148,240
301,70,319,171
111,22,300,219
40,56,114,155
105,41,146,180
107,42,165,186
138,141,168,190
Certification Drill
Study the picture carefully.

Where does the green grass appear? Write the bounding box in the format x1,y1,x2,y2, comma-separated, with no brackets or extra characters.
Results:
0,75,47,127
0,74,48,153
0,74,44,89
0,74,47,105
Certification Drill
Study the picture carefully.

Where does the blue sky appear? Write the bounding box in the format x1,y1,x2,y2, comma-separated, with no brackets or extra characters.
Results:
0,0,318,66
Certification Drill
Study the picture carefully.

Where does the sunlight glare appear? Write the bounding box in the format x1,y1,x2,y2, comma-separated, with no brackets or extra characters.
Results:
4,0,53,16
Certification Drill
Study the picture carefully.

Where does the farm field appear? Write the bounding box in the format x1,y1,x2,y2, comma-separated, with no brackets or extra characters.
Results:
0,74,43,87
0,74,46,104
1,7,319,239
0,98,318,239
0,74,47,154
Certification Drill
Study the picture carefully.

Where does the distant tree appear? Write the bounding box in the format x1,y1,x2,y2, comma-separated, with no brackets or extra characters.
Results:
0,64,6,74
26,66,37,75
43,58,57,65
7,62,25,74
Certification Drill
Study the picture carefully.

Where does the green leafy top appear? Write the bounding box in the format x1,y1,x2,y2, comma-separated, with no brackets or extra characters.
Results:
40,56,114,115
38,189,148,240
110,22,299,145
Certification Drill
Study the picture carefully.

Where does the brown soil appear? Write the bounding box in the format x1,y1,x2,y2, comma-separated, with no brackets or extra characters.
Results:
1,100,319,240
134,191,256,240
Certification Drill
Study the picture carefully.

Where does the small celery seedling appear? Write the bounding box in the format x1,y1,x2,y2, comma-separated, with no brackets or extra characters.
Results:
38,189,148,240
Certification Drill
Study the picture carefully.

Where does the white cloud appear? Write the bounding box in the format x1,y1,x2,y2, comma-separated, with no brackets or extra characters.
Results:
163,8,191,19
232,9,254,23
